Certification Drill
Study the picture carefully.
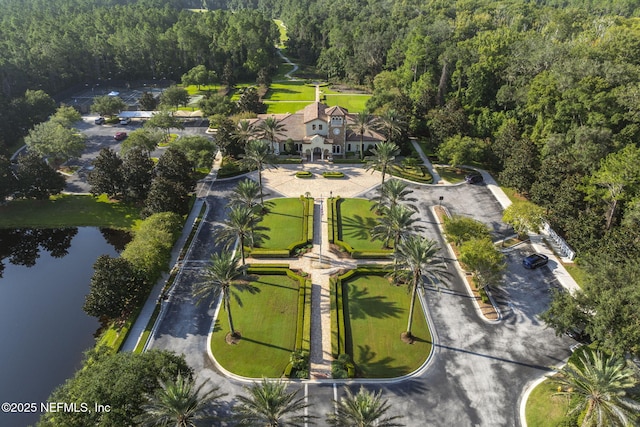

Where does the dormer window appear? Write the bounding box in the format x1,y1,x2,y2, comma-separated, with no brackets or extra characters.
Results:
312,124,316,130
319,124,323,130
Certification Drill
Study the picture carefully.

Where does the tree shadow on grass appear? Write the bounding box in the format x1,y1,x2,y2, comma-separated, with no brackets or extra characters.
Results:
344,283,403,320
340,215,378,242
354,344,410,378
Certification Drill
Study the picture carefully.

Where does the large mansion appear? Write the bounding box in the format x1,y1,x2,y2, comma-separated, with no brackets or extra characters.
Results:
248,102,385,161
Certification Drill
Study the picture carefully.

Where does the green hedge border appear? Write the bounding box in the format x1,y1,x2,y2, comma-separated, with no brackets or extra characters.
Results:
329,197,392,259
331,267,392,361
247,265,312,378
249,196,314,258
322,171,345,179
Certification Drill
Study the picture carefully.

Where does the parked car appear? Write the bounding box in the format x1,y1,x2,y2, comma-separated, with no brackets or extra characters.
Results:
94,117,105,125
119,117,131,125
114,132,127,141
465,173,483,184
523,253,549,269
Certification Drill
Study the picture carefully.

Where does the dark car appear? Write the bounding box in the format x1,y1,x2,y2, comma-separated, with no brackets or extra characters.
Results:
114,132,127,141
465,173,483,184
94,117,105,125
523,253,549,269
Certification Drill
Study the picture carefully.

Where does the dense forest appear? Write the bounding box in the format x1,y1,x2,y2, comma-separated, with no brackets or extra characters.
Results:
1,0,639,355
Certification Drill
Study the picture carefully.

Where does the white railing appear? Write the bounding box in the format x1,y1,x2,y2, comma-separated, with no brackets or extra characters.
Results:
541,221,576,261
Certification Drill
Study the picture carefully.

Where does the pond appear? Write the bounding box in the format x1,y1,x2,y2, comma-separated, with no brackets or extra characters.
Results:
0,227,129,427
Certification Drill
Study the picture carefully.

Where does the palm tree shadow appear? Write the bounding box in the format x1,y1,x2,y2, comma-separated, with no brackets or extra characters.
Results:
355,344,410,378
230,282,261,308
340,215,378,241
344,283,403,320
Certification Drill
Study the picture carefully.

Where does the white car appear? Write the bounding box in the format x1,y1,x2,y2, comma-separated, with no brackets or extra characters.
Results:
119,117,131,125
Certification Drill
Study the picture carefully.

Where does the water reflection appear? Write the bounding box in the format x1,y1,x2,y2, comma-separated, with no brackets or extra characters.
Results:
0,228,130,278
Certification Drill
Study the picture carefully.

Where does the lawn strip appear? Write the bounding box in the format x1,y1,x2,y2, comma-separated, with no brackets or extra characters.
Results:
0,194,140,229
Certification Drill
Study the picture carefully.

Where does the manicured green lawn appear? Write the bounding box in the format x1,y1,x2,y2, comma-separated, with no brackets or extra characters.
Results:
263,82,316,101
273,19,288,47
563,263,586,289
343,274,431,378
0,194,140,229
182,84,220,95
338,198,385,251
324,94,371,112
210,273,299,377
264,101,313,114
526,378,571,426
256,198,305,249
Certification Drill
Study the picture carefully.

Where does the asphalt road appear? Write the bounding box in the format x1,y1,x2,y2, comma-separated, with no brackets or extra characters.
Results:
145,177,575,426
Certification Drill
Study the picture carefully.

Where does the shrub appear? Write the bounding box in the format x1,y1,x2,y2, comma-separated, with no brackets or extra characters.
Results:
332,353,355,378
295,171,313,178
322,171,344,179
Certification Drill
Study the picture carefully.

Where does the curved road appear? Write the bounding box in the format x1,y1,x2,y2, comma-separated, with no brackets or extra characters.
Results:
145,170,574,426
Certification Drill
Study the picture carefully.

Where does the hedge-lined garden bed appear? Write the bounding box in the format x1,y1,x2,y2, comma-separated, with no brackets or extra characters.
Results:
328,197,392,259
295,171,313,178
249,196,313,258
331,268,432,378
322,171,345,179
210,267,311,378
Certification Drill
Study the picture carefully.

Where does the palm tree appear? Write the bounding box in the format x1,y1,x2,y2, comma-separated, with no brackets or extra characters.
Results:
327,386,404,427
229,178,263,211
394,235,449,341
233,120,257,149
371,179,417,214
349,112,378,159
216,205,264,265
234,378,314,426
377,109,406,144
364,141,400,186
552,349,640,427
193,251,244,338
259,116,287,153
371,205,423,250
137,374,227,427
240,139,277,206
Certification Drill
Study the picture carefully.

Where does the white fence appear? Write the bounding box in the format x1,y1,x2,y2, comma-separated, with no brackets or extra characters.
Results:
541,221,576,261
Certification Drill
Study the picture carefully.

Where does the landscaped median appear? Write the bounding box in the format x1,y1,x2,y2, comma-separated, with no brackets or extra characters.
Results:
328,197,392,259
248,196,313,258
330,267,432,378
432,206,501,321
209,265,312,378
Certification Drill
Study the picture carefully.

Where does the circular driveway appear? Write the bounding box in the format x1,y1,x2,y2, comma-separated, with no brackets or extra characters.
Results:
146,167,574,426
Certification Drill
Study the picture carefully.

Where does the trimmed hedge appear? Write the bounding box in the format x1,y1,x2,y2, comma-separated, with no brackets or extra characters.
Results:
243,266,311,378
332,158,365,164
331,197,392,259
295,171,313,178
331,268,392,368
322,171,345,179
248,197,313,258
388,164,433,183
275,157,303,164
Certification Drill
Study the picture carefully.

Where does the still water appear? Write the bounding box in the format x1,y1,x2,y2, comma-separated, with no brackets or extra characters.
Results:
0,227,128,427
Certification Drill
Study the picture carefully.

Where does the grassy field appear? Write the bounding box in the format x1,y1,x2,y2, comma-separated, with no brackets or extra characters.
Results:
256,198,305,249
323,94,371,112
264,101,313,114
343,274,432,378
0,194,140,229
273,19,288,48
338,198,385,251
263,82,316,101
210,273,299,378
525,378,571,426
